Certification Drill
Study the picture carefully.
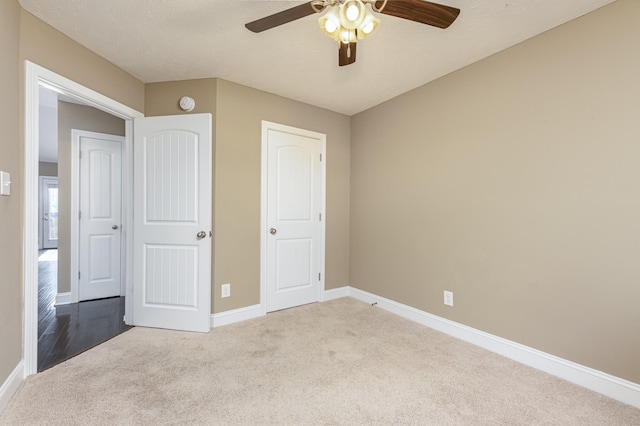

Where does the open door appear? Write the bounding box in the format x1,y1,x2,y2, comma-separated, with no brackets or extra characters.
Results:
132,113,212,332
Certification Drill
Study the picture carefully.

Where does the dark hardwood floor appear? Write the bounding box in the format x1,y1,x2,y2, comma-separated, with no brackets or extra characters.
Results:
38,249,131,372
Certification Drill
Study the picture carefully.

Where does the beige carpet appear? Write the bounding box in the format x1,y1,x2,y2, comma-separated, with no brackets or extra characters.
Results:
2,298,638,425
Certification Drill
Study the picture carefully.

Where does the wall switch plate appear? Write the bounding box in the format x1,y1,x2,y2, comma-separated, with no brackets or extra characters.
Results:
444,291,454,307
0,171,11,196
221,283,231,298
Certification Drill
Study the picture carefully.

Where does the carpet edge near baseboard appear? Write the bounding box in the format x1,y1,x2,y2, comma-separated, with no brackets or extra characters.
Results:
345,286,640,410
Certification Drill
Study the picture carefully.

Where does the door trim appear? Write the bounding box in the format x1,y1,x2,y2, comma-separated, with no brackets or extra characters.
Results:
259,121,327,316
71,130,125,303
23,61,143,376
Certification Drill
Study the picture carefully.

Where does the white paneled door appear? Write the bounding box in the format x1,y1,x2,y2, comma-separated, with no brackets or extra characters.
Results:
78,132,124,301
133,114,212,333
263,121,326,313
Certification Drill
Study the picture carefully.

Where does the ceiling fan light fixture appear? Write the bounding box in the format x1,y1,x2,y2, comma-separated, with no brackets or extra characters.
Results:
320,0,380,42
246,0,461,67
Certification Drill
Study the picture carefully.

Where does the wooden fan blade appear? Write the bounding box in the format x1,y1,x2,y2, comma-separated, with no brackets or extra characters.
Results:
374,0,460,29
339,42,357,66
245,2,317,33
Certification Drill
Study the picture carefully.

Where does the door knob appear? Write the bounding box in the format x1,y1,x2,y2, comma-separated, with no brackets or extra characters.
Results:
196,231,206,239
112,225,118,230
270,228,277,235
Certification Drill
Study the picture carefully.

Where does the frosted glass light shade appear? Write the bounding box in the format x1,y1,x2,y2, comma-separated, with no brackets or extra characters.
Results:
346,4,359,21
339,0,366,30
318,7,341,40
357,11,379,39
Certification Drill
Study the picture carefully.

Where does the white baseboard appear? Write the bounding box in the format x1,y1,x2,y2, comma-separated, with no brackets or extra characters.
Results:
348,287,640,409
213,288,350,328
206,286,639,409
211,304,262,328
0,361,24,415
323,286,350,301
55,292,72,306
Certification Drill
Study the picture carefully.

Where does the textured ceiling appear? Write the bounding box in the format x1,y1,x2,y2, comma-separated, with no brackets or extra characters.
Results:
19,0,616,116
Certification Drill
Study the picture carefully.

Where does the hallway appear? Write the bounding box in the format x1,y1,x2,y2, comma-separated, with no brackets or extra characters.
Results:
38,250,131,371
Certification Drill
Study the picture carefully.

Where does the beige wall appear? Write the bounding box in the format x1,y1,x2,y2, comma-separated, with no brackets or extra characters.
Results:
145,78,351,313
215,79,350,312
20,10,144,113
0,0,23,387
39,162,58,177
350,0,640,384
0,5,143,388
56,102,125,294
145,79,218,118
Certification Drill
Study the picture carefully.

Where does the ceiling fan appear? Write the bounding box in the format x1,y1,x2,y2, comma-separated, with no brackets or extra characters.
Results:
245,0,460,67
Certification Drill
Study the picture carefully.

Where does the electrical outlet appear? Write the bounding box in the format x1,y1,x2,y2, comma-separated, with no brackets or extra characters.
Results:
221,283,231,298
444,291,453,307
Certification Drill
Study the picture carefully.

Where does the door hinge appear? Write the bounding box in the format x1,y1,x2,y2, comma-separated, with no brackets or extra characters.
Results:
320,153,322,162
78,211,81,220
319,213,322,221
318,273,321,281
78,271,81,279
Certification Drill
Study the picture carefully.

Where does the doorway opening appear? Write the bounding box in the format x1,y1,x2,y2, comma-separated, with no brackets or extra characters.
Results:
25,61,144,376
38,97,131,370
36,87,131,372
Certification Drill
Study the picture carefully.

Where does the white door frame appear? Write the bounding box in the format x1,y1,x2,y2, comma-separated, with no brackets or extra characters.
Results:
39,176,58,250
259,121,327,316
71,130,126,303
23,61,143,376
